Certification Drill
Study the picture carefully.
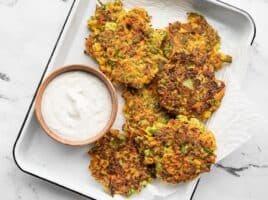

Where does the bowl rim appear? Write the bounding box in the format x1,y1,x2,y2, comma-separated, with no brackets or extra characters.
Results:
35,64,118,146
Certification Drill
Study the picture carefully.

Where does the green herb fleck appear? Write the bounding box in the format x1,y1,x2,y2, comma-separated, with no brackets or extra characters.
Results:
182,79,194,89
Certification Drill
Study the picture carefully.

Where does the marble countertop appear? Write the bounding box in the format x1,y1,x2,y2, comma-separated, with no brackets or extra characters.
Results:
0,0,267,199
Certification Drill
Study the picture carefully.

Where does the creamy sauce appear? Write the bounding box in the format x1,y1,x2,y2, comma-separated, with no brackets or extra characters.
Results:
41,71,112,141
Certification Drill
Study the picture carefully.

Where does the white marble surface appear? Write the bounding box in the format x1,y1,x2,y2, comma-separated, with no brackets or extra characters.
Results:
0,0,267,199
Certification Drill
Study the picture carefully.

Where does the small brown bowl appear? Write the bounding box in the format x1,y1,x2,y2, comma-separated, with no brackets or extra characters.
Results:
35,64,118,146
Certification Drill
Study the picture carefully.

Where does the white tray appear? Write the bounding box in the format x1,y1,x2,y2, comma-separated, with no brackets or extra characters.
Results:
13,0,256,199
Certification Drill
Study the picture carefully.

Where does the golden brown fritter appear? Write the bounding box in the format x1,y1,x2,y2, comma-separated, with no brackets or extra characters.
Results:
122,80,169,138
87,0,125,34
85,1,167,88
135,115,216,183
157,53,225,121
162,13,232,71
89,130,152,197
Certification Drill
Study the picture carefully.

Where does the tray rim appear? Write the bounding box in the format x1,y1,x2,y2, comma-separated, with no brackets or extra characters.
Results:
12,0,256,199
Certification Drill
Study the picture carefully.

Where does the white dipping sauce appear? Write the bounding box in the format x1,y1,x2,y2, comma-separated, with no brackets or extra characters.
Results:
41,71,112,141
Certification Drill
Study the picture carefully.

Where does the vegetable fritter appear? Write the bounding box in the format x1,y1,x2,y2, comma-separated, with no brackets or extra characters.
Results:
162,13,232,71
136,115,216,183
85,0,167,88
157,54,225,121
89,130,152,197
122,80,169,137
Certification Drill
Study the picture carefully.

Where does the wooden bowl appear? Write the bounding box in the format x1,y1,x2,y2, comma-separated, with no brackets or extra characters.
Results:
35,64,118,146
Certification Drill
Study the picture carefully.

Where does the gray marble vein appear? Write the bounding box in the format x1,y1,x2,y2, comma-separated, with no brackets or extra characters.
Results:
0,94,9,100
0,73,10,81
0,0,18,7
28,183,40,200
215,163,268,177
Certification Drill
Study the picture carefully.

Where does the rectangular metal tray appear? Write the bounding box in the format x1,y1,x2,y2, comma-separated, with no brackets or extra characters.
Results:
13,0,255,199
